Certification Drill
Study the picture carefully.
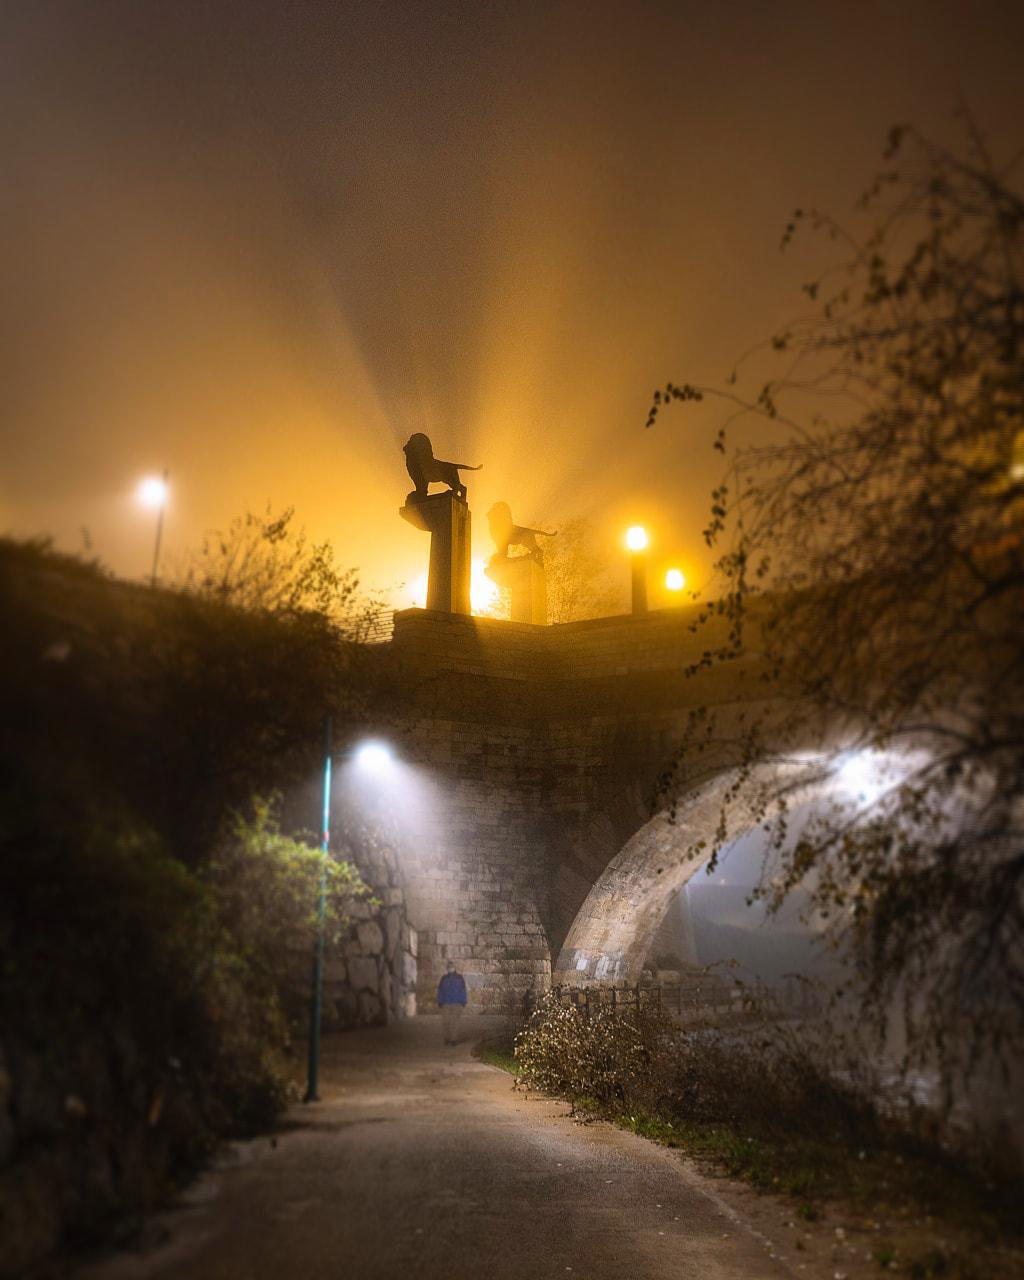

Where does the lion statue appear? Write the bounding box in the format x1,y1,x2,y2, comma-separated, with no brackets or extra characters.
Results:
403,433,481,502
487,502,556,563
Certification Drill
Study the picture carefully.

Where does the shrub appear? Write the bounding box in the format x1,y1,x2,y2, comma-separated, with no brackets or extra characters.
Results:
513,989,1023,1239
199,799,371,1112
514,994,683,1114
517,991,887,1143
0,537,376,1270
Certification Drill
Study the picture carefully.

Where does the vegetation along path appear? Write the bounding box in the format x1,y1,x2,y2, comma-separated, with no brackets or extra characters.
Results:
78,1016,806,1280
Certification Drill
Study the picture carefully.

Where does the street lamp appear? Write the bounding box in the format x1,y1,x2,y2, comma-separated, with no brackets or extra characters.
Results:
354,740,393,773
665,567,686,592
625,525,648,614
137,470,169,587
305,715,333,1104
304,728,396,1104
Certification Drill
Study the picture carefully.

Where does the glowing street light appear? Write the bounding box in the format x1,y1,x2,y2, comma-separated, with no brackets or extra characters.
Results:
354,740,393,773
836,749,894,805
665,567,686,592
136,469,169,587
137,475,168,508
625,525,648,614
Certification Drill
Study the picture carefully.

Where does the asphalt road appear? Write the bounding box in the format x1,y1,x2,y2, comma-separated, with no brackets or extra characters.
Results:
79,1016,796,1280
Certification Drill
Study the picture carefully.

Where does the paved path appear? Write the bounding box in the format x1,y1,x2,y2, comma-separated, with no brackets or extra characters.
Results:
80,1017,795,1280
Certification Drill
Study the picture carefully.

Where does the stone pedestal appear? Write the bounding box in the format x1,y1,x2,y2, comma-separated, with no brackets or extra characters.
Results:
400,490,472,615
630,553,648,614
485,553,547,624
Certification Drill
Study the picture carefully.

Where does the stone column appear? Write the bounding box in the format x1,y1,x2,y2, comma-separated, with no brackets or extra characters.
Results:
400,491,472,615
485,553,547,624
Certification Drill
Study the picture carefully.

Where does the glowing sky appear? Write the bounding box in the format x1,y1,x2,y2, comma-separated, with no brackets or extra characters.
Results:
2,1,1022,608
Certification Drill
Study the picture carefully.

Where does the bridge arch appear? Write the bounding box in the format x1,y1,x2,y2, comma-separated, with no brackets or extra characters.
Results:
384,605,846,1010
552,763,829,985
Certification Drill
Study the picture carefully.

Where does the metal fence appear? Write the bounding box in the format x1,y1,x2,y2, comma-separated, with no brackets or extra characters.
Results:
352,608,395,645
544,978,820,1024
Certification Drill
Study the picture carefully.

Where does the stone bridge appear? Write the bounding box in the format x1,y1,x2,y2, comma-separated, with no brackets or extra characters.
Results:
369,603,810,1013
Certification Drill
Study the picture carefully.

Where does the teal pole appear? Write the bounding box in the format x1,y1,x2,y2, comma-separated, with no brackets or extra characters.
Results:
304,715,332,1103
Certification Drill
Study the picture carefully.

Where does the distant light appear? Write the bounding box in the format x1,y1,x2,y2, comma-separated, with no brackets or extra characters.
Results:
665,567,685,591
625,525,648,552
409,571,429,609
836,750,889,804
354,741,392,773
470,558,499,614
137,475,168,509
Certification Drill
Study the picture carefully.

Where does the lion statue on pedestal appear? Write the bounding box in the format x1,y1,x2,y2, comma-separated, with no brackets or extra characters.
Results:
403,433,481,502
486,502,556,563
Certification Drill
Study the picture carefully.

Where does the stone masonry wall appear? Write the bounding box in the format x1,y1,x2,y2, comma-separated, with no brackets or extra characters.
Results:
380,604,773,1014
290,844,419,1031
322,888,419,1029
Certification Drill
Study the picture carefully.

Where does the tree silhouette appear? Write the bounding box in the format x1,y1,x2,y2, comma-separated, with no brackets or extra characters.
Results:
650,119,1024,1084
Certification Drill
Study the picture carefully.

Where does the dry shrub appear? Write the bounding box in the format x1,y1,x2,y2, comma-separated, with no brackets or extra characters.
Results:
515,991,884,1145
514,995,683,1114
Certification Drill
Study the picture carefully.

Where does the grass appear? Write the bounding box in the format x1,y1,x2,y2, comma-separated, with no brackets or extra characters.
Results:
506,1018,1020,1276
618,1106,1012,1223
566,1106,1020,1278
474,1040,518,1074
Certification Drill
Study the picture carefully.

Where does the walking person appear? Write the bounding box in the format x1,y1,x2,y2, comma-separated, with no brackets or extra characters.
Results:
437,960,467,1045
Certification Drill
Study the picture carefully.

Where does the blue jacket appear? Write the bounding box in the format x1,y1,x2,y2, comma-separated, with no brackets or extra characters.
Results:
437,971,467,1006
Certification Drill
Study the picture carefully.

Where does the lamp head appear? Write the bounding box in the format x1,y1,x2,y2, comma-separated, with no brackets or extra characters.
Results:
137,475,168,509
354,740,393,773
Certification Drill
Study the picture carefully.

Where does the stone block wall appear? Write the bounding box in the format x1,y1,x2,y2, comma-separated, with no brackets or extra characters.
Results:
377,605,773,1014
396,717,552,1016
323,890,419,1028
291,859,419,1030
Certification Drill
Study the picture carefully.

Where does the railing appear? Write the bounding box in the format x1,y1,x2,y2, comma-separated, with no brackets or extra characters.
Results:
542,979,815,1024
352,608,395,645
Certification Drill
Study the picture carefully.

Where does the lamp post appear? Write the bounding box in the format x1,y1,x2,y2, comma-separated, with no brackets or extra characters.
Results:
303,730,394,1104
137,470,169,587
304,714,332,1104
625,525,649,614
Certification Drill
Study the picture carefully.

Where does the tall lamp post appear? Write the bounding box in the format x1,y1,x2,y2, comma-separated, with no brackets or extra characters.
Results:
625,525,649,614
305,714,332,1104
303,732,394,1104
137,470,169,587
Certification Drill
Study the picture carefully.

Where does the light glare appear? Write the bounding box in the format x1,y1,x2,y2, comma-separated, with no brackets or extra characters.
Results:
355,741,392,773
137,475,168,509
836,750,893,805
625,525,648,552
470,558,499,614
665,567,685,591
409,571,429,608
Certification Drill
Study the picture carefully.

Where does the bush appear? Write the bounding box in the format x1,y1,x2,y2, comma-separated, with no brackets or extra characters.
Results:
513,990,959,1148
199,800,371,1104
513,991,1022,1242
514,994,685,1115
0,538,375,1272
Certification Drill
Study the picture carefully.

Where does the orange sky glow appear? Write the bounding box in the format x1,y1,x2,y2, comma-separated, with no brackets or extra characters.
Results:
2,1,1022,614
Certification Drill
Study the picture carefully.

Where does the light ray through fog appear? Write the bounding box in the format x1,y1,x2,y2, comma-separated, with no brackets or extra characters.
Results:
337,751,442,870
2,2,1023,607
